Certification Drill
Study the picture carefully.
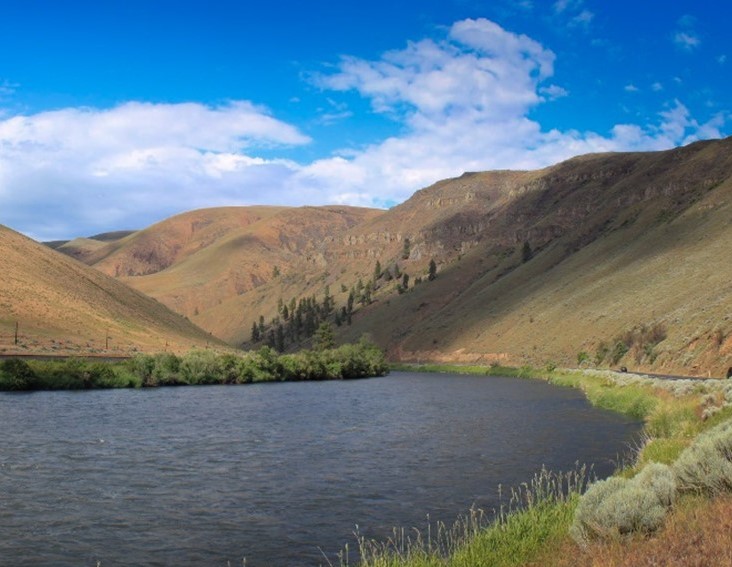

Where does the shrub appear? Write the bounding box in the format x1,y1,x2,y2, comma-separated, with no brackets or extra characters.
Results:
610,341,629,365
152,353,183,385
571,463,675,544
179,350,222,385
673,420,732,495
0,358,36,390
576,351,590,366
127,354,157,386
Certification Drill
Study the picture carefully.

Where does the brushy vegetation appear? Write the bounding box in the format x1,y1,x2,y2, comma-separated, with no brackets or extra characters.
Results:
594,323,668,366
340,468,588,567
570,463,676,544
0,338,388,391
354,363,732,567
673,419,732,495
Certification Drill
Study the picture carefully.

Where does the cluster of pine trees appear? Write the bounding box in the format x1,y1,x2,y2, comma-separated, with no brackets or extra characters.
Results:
249,286,346,352
249,255,438,352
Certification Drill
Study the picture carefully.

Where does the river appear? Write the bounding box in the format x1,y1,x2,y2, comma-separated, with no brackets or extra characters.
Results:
0,371,641,566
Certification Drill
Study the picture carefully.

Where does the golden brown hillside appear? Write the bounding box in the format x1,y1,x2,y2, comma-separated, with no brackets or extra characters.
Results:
60,137,732,375
0,225,224,355
84,205,384,319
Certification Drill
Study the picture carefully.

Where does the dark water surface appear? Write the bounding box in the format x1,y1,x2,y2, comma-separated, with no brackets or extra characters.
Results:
0,372,641,566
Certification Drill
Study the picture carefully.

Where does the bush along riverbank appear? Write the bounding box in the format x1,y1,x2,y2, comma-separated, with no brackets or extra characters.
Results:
0,338,388,391
339,364,732,567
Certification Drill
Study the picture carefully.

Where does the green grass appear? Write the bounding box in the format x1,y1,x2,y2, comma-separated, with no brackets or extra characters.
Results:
344,468,586,567
364,363,729,567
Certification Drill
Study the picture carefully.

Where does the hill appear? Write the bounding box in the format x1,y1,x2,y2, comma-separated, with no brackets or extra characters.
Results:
60,138,732,376
0,225,224,356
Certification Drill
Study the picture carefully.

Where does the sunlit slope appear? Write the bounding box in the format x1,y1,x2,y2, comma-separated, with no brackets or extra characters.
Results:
55,137,732,374
334,138,732,375
0,225,223,355
83,205,384,324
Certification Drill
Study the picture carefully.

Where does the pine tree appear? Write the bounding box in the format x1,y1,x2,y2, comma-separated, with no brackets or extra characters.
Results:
251,321,260,342
275,324,285,352
522,241,533,263
373,260,382,283
428,259,437,281
402,237,411,260
314,322,336,351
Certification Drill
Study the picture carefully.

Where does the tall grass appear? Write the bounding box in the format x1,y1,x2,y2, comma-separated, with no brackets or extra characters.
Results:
370,363,732,565
340,468,589,567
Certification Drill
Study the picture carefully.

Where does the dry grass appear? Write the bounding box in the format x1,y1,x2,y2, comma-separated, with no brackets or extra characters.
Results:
0,225,223,354
48,137,732,376
534,495,732,567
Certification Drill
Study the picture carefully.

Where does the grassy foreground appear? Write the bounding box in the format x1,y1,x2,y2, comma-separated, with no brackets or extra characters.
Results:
0,338,388,391
339,363,732,567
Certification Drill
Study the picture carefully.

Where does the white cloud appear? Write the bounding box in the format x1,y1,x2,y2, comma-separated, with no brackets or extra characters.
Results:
0,101,311,239
652,82,664,92
674,31,701,51
570,9,594,28
674,16,700,51
718,54,727,65
540,84,569,100
0,19,727,241
624,84,640,93
294,19,726,210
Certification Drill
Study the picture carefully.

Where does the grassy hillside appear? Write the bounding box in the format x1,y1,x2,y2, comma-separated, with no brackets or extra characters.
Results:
0,225,224,355
336,138,732,376
57,137,732,375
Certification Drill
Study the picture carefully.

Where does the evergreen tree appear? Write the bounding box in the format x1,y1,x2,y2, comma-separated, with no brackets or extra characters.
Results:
251,321,260,342
275,324,285,352
522,241,533,263
402,273,410,289
428,259,437,281
373,260,382,283
402,237,411,260
313,322,336,351
322,285,333,316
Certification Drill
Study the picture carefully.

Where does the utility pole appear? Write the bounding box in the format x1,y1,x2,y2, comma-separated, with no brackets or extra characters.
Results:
105,329,110,350
14,321,18,345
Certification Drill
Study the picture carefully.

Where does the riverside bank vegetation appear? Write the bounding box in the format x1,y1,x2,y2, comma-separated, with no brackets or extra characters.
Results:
341,364,732,567
0,337,388,391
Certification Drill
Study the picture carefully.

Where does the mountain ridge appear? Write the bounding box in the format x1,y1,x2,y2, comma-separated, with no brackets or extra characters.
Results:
50,137,732,375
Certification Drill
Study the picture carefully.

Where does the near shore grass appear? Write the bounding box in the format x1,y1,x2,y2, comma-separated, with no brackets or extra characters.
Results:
341,363,732,567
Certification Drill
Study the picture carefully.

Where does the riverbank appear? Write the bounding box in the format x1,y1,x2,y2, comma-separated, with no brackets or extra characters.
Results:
344,363,732,567
0,339,388,391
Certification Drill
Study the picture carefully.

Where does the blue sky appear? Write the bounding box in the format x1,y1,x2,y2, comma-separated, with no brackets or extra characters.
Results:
0,0,729,240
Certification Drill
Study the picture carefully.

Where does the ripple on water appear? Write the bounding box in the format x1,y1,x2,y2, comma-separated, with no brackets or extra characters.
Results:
0,373,641,566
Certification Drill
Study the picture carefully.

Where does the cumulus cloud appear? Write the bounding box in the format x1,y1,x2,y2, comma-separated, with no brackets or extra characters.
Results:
302,18,725,207
0,19,727,240
0,101,310,239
